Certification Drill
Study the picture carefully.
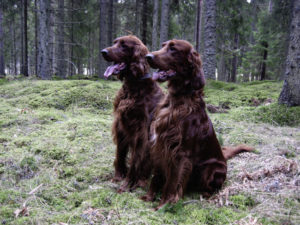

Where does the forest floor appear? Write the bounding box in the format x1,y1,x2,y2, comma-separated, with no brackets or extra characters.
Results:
0,78,299,225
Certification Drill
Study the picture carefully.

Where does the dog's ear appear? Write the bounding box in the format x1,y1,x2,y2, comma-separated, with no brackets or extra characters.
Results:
188,50,205,90
130,43,149,77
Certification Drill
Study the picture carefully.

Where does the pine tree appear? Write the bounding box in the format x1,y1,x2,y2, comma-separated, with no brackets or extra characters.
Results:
279,0,300,106
160,0,170,46
37,0,51,79
203,0,216,79
57,0,66,78
0,0,4,76
152,0,159,51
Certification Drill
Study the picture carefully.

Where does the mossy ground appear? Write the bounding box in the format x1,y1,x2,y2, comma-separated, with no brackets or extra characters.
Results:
0,78,299,224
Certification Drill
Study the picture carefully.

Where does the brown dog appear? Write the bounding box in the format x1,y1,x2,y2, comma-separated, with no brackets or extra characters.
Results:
141,40,253,209
101,35,164,192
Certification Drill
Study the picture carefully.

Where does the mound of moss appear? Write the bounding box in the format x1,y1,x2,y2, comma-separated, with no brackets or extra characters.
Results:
205,80,282,108
230,103,300,127
0,80,120,111
205,80,300,127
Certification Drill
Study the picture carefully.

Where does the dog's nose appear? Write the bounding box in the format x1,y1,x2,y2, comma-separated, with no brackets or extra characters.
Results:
101,49,108,57
146,53,154,62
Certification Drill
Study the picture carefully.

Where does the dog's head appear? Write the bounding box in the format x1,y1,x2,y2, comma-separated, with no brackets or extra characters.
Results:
146,40,205,91
101,35,149,79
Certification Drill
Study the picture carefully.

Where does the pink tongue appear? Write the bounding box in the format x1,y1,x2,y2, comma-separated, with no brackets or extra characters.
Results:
152,72,160,81
103,63,126,78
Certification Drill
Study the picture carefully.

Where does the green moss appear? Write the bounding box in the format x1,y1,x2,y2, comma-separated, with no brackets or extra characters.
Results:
205,80,281,109
183,205,246,225
59,166,77,178
14,137,31,148
43,148,69,161
0,79,298,224
20,157,38,171
231,103,300,127
230,195,257,210
0,78,8,86
0,190,24,204
0,206,15,221
0,80,120,111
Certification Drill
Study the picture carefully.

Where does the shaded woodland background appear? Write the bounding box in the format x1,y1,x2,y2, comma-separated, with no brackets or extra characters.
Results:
0,0,299,105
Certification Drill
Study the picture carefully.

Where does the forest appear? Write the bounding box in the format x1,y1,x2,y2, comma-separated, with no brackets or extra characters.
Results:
0,0,296,81
0,0,299,224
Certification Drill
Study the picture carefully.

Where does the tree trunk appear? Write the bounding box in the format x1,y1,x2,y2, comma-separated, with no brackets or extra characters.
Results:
217,46,226,81
135,0,140,37
0,1,5,76
152,0,159,51
23,0,28,76
99,0,109,78
141,0,148,44
11,19,17,75
20,1,24,75
35,0,38,76
159,0,170,47
69,0,74,76
230,33,238,82
268,0,273,13
57,0,66,78
260,41,268,80
108,0,113,44
49,1,54,75
113,0,118,40
9,24,14,74
37,0,51,79
278,0,300,106
203,0,216,80
195,0,202,53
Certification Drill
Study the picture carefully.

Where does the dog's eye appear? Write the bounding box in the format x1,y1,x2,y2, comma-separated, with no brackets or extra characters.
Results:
169,46,177,52
121,43,128,49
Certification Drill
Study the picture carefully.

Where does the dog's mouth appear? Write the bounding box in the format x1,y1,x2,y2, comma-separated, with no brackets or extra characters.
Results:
104,63,126,78
152,69,176,82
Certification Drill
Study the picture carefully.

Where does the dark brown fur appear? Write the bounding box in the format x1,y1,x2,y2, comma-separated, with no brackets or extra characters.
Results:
141,40,253,209
102,36,164,192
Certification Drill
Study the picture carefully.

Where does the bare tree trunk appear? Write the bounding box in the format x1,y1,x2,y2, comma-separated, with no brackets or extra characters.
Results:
113,0,118,40
9,24,14,74
20,1,24,75
108,0,113,44
37,0,51,79
230,33,238,82
159,0,170,47
11,19,17,75
69,0,74,76
268,0,273,13
195,0,202,53
135,0,140,37
260,41,268,80
152,0,159,51
35,0,38,76
99,0,109,78
57,0,66,78
49,1,54,75
141,0,148,44
217,46,226,81
203,0,216,80
0,1,5,76
279,0,300,106
23,0,28,76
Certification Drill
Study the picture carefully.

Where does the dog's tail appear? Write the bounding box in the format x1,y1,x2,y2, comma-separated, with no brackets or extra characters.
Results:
222,145,254,160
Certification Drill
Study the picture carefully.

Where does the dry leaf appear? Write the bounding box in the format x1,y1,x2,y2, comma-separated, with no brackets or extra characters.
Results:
14,207,29,218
